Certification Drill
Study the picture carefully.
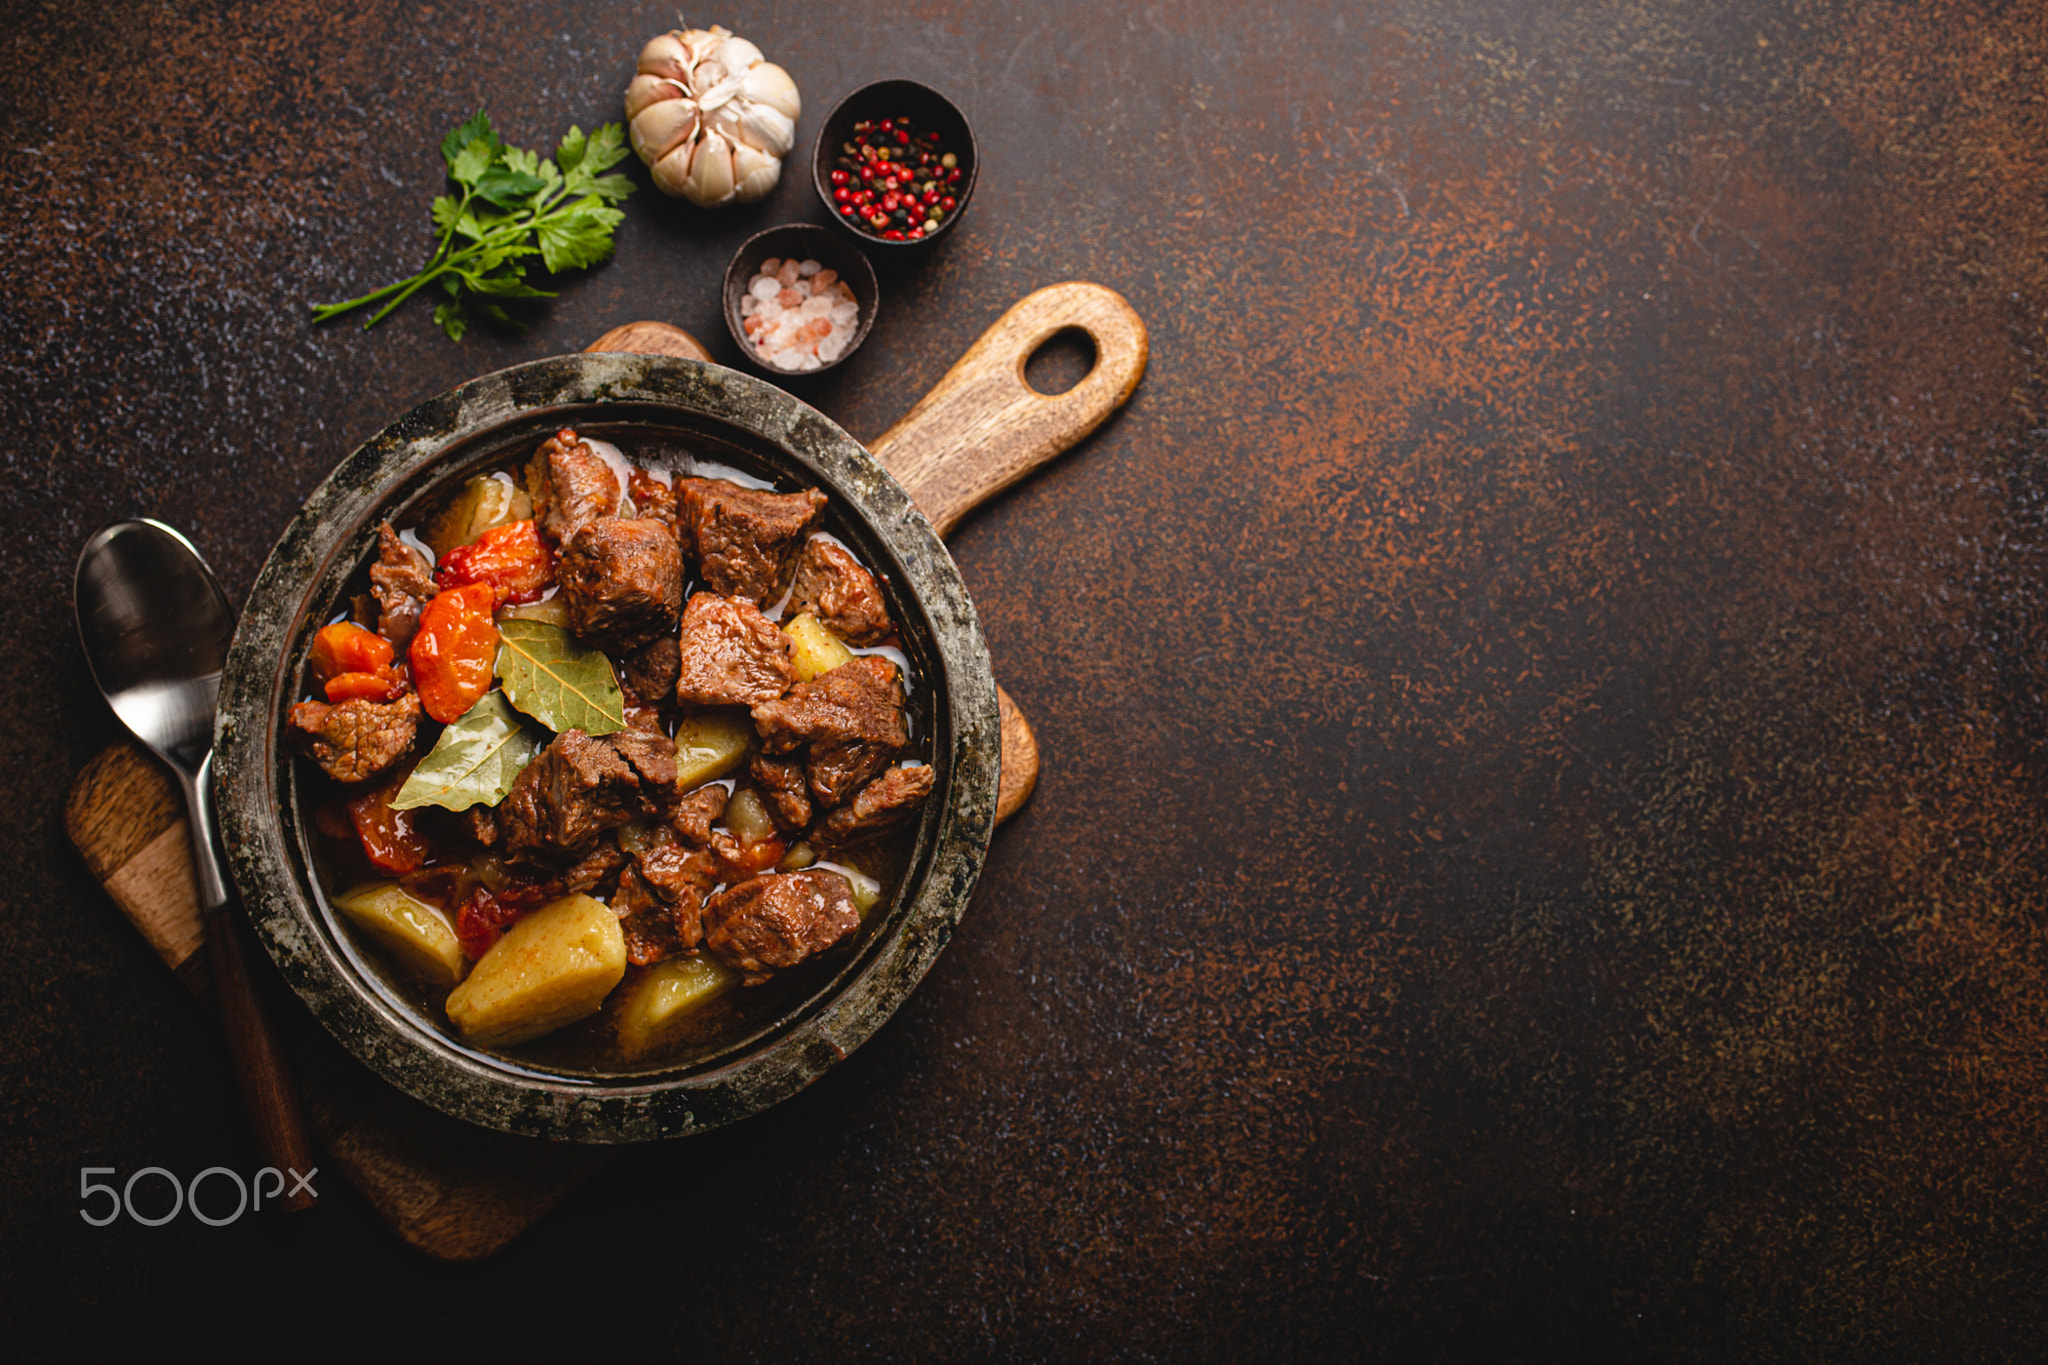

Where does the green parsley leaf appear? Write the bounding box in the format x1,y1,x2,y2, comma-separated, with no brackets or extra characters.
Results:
450,136,497,188
563,125,632,200
468,241,536,274
312,113,637,339
469,272,553,299
581,172,634,204
439,110,497,168
556,125,588,176
474,166,547,209
580,122,630,174
537,199,625,273
433,298,468,341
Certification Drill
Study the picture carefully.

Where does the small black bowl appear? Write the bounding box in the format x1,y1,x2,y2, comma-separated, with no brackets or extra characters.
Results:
722,224,879,376
812,79,978,251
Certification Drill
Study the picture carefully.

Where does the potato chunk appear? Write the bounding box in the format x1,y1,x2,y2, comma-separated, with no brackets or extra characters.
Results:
782,612,855,683
615,956,738,1060
672,709,753,789
444,893,626,1047
333,881,466,987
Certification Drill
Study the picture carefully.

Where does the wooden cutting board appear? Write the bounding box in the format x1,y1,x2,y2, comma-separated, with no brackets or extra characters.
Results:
64,285,1146,1261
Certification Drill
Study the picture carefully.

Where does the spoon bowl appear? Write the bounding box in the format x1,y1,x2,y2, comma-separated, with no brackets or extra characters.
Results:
74,520,234,776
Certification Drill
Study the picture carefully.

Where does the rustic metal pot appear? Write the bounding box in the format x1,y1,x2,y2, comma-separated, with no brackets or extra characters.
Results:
213,354,1000,1143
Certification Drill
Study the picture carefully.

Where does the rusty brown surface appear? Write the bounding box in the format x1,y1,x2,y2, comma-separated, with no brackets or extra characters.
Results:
4,0,2046,1356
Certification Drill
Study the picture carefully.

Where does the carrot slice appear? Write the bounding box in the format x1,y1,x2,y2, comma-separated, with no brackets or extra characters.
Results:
408,582,499,723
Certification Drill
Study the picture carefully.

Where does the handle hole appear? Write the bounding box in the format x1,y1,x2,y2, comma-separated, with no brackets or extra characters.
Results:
1022,327,1097,397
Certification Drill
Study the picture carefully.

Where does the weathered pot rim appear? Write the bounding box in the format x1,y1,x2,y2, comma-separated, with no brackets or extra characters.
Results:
213,354,999,1144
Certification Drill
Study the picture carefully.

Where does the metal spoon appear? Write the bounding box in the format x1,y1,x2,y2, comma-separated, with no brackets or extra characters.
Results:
76,519,316,1209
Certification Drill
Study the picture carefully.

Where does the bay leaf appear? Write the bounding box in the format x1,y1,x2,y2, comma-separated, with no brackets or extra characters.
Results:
495,617,626,735
389,690,544,811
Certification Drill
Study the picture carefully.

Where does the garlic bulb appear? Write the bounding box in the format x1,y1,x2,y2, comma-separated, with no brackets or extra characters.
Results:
626,24,801,207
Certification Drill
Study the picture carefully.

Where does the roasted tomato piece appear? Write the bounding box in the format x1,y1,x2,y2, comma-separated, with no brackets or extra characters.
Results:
347,774,436,875
434,519,553,605
408,582,499,723
309,621,395,689
454,881,550,960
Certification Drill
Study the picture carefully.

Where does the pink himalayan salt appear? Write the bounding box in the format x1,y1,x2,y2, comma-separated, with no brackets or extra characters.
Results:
741,265,860,371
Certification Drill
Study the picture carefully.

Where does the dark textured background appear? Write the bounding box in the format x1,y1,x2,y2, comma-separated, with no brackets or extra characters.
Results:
4,0,2045,1356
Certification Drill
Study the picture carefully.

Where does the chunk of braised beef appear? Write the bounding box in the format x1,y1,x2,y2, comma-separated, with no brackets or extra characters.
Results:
526,428,620,543
806,740,892,808
678,478,826,605
750,655,907,753
560,838,628,897
816,763,935,847
557,516,683,652
620,635,681,705
498,728,674,863
626,786,727,955
749,753,813,830
635,836,716,952
668,783,729,846
613,866,688,965
672,889,708,954
610,725,680,809
637,828,719,898
702,869,860,985
368,524,435,648
750,656,908,808
674,591,794,707
289,692,421,785
613,864,665,919
790,536,893,645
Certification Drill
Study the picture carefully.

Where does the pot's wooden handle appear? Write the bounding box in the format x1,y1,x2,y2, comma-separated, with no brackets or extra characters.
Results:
868,282,1147,538
587,321,714,361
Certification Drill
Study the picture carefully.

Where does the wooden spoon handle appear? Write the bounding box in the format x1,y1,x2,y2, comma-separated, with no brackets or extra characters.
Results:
207,909,318,1209
184,752,315,1208
867,282,1147,537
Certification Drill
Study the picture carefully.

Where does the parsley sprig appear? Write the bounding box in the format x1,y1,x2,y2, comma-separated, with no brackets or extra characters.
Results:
312,111,636,340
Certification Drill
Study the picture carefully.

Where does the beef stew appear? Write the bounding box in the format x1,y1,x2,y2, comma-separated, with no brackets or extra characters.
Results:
289,427,934,1073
